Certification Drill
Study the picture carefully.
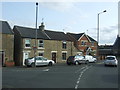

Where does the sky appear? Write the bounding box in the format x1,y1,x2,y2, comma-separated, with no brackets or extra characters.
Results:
0,0,119,45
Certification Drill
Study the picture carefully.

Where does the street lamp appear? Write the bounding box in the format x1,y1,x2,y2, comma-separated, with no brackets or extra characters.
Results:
97,10,106,59
34,2,38,67
97,10,106,44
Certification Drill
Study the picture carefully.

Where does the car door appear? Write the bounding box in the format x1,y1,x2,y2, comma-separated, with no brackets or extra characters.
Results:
36,57,43,66
41,57,48,65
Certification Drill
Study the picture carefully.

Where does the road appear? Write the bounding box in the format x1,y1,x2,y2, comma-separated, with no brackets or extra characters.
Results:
2,60,118,89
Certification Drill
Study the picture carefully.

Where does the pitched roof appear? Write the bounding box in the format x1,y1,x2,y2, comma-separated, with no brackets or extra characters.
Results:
67,33,84,40
13,25,71,41
0,21,13,34
67,33,96,42
44,30,71,41
113,36,120,54
13,26,49,39
87,35,96,42
113,36,120,48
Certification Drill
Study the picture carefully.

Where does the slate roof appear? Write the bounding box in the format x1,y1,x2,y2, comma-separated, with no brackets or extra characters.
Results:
113,36,120,48
13,25,71,41
113,36,120,55
0,21,13,34
14,26,49,39
45,30,71,41
67,33,84,40
67,33,96,42
87,35,96,42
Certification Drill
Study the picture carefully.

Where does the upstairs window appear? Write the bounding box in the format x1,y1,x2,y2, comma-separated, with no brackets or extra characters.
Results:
25,39,31,48
81,41,86,46
62,41,67,49
38,40,44,48
91,41,94,46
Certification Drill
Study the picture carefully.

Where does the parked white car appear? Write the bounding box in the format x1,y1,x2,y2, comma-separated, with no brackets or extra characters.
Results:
104,56,118,67
24,56,55,67
85,55,97,63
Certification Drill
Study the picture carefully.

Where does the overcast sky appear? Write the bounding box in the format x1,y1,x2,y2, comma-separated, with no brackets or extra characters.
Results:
1,0,119,45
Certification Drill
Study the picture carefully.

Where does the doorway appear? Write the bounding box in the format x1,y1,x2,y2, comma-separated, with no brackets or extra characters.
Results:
52,53,56,63
0,51,5,66
23,52,29,66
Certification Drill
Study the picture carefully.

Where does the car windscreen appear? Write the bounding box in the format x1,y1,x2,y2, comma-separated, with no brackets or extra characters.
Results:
26,57,33,59
68,56,74,60
106,57,115,60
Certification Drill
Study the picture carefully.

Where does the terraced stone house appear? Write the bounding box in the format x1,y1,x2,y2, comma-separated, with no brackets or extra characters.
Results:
13,23,79,66
0,21,14,66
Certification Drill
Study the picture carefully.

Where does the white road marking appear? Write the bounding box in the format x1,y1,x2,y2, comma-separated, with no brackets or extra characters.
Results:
75,65,92,89
75,85,78,89
43,69,49,72
77,81,80,84
75,66,86,73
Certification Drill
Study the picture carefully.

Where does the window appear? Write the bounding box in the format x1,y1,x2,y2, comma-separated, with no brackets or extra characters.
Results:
62,53,67,60
81,41,86,46
62,41,67,49
38,40,44,48
39,52,44,56
91,41,94,46
25,39,31,48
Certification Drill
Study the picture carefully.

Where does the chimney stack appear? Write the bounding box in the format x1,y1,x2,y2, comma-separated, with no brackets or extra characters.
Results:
39,22,45,31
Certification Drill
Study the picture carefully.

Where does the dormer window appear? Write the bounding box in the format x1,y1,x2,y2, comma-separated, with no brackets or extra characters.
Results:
25,39,31,48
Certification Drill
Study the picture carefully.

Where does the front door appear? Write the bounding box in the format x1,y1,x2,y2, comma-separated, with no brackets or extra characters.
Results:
52,53,56,63
0,51,5,67
23,52,29,66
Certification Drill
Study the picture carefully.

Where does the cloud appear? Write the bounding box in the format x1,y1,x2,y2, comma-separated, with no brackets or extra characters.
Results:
87,24,118,45
40,2,75,12
100,24,118,45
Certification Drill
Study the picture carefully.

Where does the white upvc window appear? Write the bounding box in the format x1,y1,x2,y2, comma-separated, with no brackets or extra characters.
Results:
62,52,67,60
81,41,86,46
62,41,67,49
91,41,94,46
38,40,44,48
25,39,31,48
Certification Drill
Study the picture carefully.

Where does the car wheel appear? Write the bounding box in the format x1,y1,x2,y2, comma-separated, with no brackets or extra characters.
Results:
31,63,35,67
85,60,89,64
48,62,52,66
75,61,79,65
94,60,96,63
104,64,107,66
27,65,30,67
67,63,71,65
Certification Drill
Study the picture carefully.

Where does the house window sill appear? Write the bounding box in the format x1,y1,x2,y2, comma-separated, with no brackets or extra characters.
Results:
38,47,45,49
24,47,31,49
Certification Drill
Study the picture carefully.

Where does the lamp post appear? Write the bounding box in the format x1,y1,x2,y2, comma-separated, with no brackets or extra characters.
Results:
34,2,38,67
97,10,106,59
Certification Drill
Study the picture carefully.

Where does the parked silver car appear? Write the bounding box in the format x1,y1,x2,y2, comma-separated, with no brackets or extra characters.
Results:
24,56,55,67
104,56,118,67
67,55,89,65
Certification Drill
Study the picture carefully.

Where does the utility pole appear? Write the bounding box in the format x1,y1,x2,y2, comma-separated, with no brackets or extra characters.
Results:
97,10,106,60
34,2,38,67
